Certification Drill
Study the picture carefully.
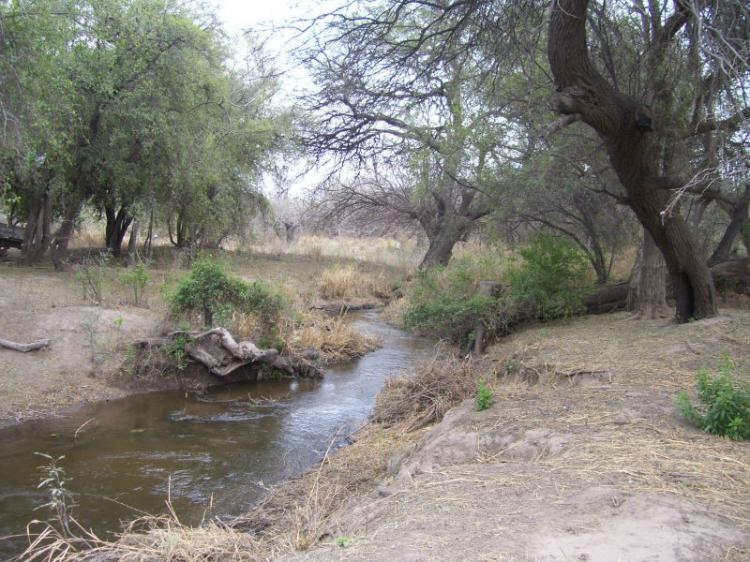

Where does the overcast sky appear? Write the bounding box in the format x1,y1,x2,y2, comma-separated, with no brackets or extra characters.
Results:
213,0,327,197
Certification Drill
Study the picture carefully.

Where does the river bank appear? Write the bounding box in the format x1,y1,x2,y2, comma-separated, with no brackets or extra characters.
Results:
0,255,396,429
12,308,750,561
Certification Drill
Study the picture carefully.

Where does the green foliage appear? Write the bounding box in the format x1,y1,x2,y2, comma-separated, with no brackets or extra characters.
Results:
507,235,591,320
165,333,191,370
677,359,750,440
336,537,352,548
475,380,494,411
402,238,592,345
402,252,508,345
121,264,149,306
404,293,498,345
169,258,285,329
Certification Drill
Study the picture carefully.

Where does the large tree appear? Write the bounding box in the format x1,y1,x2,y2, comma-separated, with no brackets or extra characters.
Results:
301,2,533,268
547,0,748,321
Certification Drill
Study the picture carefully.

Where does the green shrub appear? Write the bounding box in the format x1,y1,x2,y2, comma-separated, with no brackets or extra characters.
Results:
169,258,285,329
121,264,149,306
401,238,591,346
677,359,750,440
475,379,494,411
507,234,591,320
404,293,499,345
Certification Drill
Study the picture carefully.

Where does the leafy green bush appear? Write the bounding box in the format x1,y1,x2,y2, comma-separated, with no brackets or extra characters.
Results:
121,264,149,306
677,359,750,440
169,258,285,329
507,234,591,320
401,237,591,346
475,379,494,411
404,293,499,344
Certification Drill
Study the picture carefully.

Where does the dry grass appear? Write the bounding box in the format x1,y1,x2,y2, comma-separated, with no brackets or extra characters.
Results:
316,265,392,301
286,312,381,364
249,234,423,270
372,351,480,430
15,511,264,561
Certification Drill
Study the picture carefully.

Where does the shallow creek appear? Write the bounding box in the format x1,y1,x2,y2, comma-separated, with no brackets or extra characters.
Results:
0,311,431,557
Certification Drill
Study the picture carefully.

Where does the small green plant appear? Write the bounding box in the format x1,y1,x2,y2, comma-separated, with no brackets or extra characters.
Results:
74,259,105,305
475,379,494,411
80,315,101,365
113,315,125,350
34,453,74,536
336,536,352,548
677,358,750,440
121,263,149,306
165,333,192,370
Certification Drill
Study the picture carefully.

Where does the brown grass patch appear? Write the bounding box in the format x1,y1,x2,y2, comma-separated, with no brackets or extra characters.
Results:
317,265,392,301
372,352,480,430
286,312,381,364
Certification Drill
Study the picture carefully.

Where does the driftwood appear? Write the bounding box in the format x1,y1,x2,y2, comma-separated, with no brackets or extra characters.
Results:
585,258,750,314
0,337,50,352
138,328,322,380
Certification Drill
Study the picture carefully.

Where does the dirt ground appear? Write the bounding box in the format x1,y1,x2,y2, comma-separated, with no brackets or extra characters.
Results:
0,265,163,427
266,311,750,562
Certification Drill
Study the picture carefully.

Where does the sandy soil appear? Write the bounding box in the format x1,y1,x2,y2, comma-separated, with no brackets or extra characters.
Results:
0,265,163,427
271,311,750,562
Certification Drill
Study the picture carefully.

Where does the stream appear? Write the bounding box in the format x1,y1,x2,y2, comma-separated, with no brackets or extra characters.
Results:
0,311,431,558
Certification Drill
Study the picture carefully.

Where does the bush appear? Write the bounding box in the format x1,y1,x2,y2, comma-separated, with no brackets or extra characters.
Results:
475,379,494,411
507,234,591,320
401,254,510,346
677,359,750,440
169,258,285,330
401,238,591,346
404,293,499,344
121,264,149,306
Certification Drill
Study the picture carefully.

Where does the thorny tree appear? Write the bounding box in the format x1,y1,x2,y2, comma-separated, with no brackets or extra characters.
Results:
301,2,539,268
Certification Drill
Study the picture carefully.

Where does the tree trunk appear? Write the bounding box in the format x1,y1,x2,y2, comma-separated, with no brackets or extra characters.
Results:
628,230,669,319
143,210,154,258
743,220,750,255
709,186,750,266
127,220,139,264
22,192,52,262
548,0,717,323
419,220,467,269
49,209,77,271
104,205,133,257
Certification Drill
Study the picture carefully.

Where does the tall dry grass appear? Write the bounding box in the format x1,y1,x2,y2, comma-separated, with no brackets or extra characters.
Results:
286,312,380,364
249,235,423,270
317,265,392,301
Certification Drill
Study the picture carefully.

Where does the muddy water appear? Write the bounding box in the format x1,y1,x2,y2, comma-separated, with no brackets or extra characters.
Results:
0,312,431,558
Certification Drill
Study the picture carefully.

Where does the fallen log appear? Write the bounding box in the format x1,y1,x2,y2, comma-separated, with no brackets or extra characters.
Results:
137,328,322,380
0,337,50,352
585,257,750,314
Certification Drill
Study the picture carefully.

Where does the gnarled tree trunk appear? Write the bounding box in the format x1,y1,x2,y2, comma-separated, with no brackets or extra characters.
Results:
548,0,717,322
419,216,470,269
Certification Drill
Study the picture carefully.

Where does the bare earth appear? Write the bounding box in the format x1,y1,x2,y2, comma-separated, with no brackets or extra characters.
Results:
0,265,162,427
271,311,750,562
